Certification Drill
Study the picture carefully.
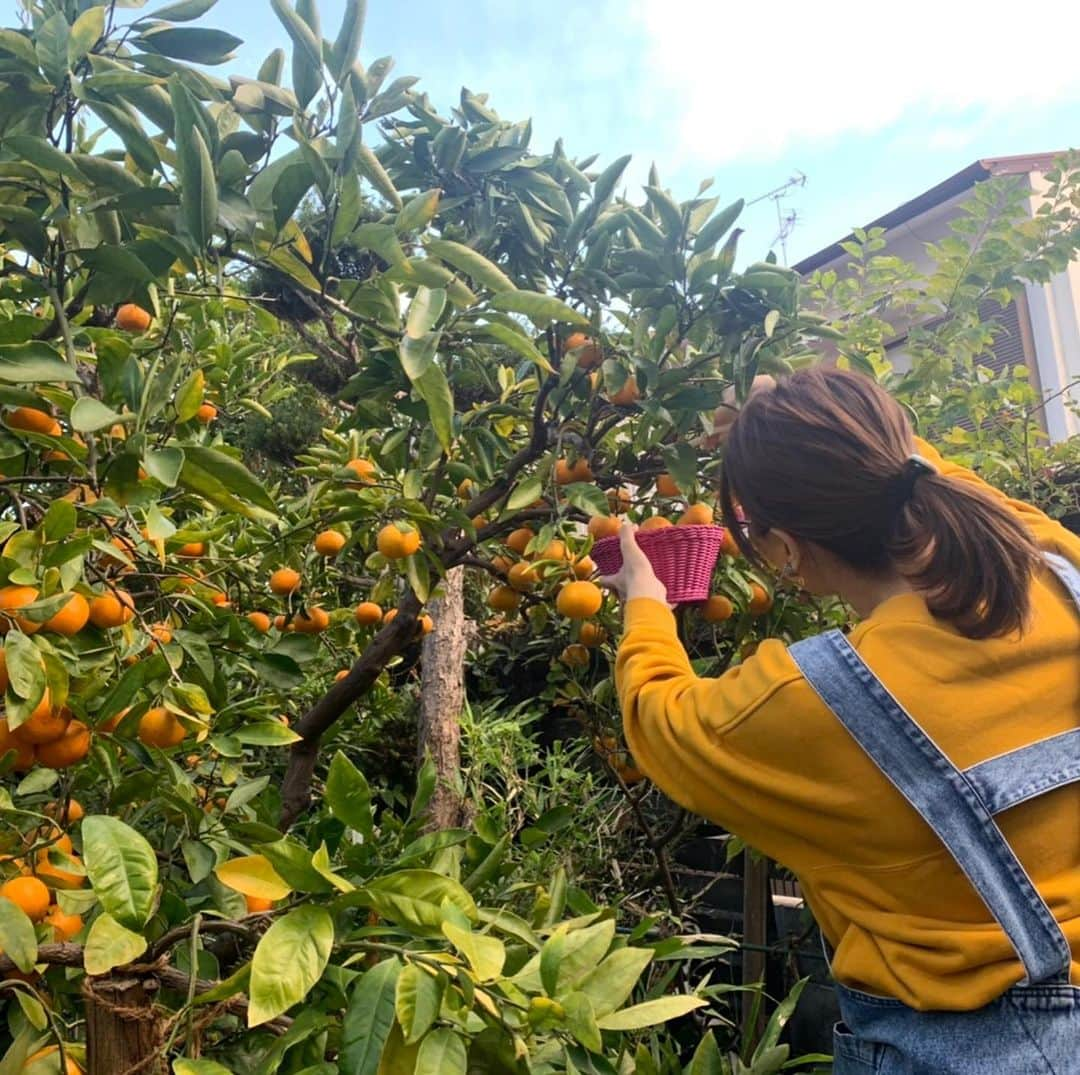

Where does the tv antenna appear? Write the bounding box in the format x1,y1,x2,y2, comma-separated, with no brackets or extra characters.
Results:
748,171,806,264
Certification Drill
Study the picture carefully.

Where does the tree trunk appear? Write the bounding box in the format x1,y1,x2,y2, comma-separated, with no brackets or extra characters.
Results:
85,975,163,1075
418,566,469,830
741,853,770,1041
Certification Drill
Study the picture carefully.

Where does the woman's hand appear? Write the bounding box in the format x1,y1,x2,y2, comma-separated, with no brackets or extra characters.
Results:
598,522,670,606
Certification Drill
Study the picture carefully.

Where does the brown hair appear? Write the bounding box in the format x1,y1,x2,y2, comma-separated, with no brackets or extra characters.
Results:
719,368,1041,639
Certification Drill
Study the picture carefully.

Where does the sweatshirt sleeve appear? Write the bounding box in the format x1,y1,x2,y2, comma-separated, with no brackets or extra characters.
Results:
915,437,1080,563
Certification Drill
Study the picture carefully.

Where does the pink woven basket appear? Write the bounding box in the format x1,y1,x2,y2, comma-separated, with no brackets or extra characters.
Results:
592,525,726,604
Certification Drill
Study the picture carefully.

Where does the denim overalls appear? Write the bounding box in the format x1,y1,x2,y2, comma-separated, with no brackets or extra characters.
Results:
789,553,1080,1074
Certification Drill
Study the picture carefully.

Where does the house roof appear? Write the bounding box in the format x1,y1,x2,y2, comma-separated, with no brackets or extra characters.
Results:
793,152,1065,275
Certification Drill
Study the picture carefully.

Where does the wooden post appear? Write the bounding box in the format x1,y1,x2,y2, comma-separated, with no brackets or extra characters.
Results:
741,852,770,1038
85,975,163,1075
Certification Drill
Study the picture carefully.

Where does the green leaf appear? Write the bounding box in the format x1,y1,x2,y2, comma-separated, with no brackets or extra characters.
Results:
291,0,322,108
424,239,515,294
358,870,477,935
686,1031,724,1075
413,363,454,452
397,189,441,233
476,322,553,373
489,290,588,327
595,994,706,1030
84,913,148,975
233,722,301,745
330,0,365,84
395,963,442,1045
0,29,40,71
405,288,447,338
415,1029,466,1075
4,634,45,706
68,6,105,66
136,26,242,64
0,345,80,386
592,154,632,205
181,840,215,884
0,897,38,973
144,447,185,487
249,906,334,1026
563,992,602,1054
442,922,505,981
15,987,47,1031
577,947,653,1017
326,751,374,840
340,957,401,1074
70,397,124,434
180,126,216,250
82,816,159,930
506,475,544,511
269,0,323,71
35,13,69,86
755,977,808,1055
144,0,219,22
215,854,292,901
173,1060,235,1075
175,368,205,423
2,135,84,182
693,198,745,253
179,445,277,519
41,499,76,541
357,142,403,210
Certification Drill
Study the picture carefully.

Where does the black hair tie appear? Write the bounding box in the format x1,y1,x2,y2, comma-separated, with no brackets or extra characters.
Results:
891,453,937,506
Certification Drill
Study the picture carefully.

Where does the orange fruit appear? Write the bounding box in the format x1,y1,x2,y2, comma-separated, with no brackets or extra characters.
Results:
491,554,514,575
176,541,206,557
245,894,274,914
678,502,714,526
487,585,522,613
273,614,288,631
88,589,135,629
607,376,640,406
103,535,137,571
0,584,41,634
247,611,271,633
639,516,673,532
7,406,61,437
536,539,568,563
418,615,434,636
506,527,535,555
97,707,129,734
35,720,90,768
24,1046,82,1074
41,834,74,858
555,458,594,485
45,905,83,941
13,697,67,745
565,331,603,369
556,580,603,620
561,644,590,668
607,488,632,514
291,606,329,634
587,515,621,541
149,622,173,648
137,707,186,749
116,303,152,332
457,478,475,500
701,595,735,623
655,473,680,497
579,622,608,647
507,561,539,592
195,403,217,424
0,875,50,921
354,602,383,627
334,669,349,682
44,798,84,824
383,609,398,624
720,528,741,558
345,457,377,483
0,719,34,771
748,583,773,617
269,568,301,595
0,647,6,692
572,555,596,580
42,592,90,636
377,523,421,560
314,530,347,557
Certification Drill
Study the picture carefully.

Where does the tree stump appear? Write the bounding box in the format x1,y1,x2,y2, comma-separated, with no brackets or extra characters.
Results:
85,975,164,1075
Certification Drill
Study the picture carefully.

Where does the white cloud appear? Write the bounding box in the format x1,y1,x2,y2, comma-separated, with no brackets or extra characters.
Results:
626,0,1080,164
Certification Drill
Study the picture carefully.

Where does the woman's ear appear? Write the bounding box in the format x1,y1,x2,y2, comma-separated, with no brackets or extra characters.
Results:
771,529,803,574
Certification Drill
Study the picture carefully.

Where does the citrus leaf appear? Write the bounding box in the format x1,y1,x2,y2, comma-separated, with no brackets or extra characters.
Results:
144,447,185,487
340,956,401,1074
489,290,588,327
232,722,301,745
595,994,707,1030
68,6,105,67
325,751,373,840
0,344,81,383
71,397,124,434
693,198,745,253
214,855,292,901
84,912,148,975
424,239,515,294
441,922,505,981
415,1028,466,1075
248,905,334,1026
476,322,553,373
173,1060,235,1075
142,0,219,22
0,897,38,973
179,445,277,520
330,0,365,84
356,869,477,935
577,947,653,1017
357,142,402,210
395,963,442,1045
82,815,159,930
136,26,241,64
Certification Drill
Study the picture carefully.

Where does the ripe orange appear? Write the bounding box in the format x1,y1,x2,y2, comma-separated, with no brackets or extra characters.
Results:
24,1046,82,1075
418,614,434,636
579,622,608,647
555,458,593,485
44,798,84,824
41,833,74,858
487,585,522,613
7,406,61,437
245,894,274,913
507,561,539,592
587,515,621,541
334,669,349,682
748,583,774,617
573,555,596,580
561,644,590,668
149,622,173,648
506,527,535,555
607,488,632,514
291,606,329,634
491,554,513,575
354,602,383,627
97,706,129,734
116,303,152,332
556,580,603,620
138,707,186,749
269,568,301,595
45,905,83,941
1,875,50,921
701,595,735,623
195,403,217,424
345,457,377,483
36,720,90,769
42,592,90,636
177,541,206,558
314,529,347,557
377,524,421,560
0,585,41,634
639,516,673,532
0,719,34,771
247,611,271,633
383,609,398,625
565,331,603,370
678,502,714,526
607,376,640,406
88,589,135,629
720,528,741,558
36,849,85,891
655,473,680,497
14,697,67,745
457,477,475,500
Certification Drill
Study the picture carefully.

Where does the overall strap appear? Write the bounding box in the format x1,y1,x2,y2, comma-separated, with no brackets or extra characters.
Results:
790,630,1073,985
1043,551,1080,611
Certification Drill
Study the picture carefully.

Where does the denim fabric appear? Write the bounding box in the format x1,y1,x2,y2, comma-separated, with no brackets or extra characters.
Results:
789,554,1080,1073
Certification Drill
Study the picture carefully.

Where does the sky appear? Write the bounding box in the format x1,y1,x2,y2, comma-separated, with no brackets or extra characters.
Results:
30,0,1080,264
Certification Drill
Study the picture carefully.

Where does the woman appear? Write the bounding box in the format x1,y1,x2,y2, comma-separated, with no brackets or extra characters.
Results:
602,368,1080,1074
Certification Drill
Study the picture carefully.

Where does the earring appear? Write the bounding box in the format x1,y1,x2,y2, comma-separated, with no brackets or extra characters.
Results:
781,562,804,588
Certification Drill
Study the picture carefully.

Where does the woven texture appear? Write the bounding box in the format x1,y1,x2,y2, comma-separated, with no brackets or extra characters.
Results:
592,525,725,604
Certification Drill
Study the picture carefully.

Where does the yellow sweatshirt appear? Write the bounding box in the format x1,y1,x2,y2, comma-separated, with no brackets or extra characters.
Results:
616,439,1080,1011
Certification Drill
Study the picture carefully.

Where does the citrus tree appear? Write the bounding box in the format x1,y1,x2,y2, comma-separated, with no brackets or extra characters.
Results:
0,0,843,1071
